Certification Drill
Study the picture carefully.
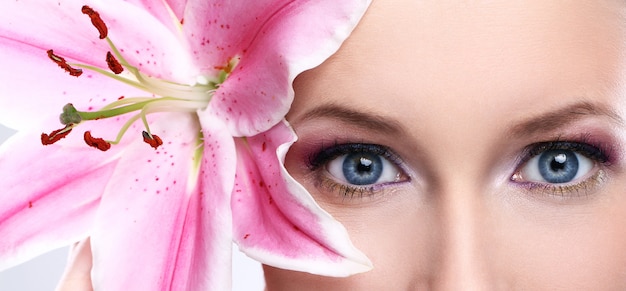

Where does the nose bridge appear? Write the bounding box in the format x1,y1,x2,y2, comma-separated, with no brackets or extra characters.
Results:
432,177,494,290
415,101,501,289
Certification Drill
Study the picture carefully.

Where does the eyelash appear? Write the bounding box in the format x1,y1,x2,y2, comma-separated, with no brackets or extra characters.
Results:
307,143,407,198
306,137,615,200
512,138,612,197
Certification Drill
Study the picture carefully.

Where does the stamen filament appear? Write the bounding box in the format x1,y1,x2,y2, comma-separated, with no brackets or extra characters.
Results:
99,97,154,111
43,5,229,152
76,97,203,121
104,37,216,100
138,99,206,135
105,37,130,70
77,99,158,121
72,63,147,91
106,113,142,145
102,99,202,145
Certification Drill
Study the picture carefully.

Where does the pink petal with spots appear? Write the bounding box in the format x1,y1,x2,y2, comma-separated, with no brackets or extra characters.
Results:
0,130,121,270
0,0,112,71
90,112,235,290
192,0,371,136
166,0,188,22
232,120,372,276
169,112,236,290
89,1,196,81
122,0,186,33
0,37,149,131
0,0,195,96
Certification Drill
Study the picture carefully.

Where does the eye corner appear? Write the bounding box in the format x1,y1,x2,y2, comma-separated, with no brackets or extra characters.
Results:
510,139,612,199
306,142,410,198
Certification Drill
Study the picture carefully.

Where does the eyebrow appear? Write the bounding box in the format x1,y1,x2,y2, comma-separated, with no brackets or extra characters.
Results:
294,101,622,138
294,104,405,134
508,101,623,137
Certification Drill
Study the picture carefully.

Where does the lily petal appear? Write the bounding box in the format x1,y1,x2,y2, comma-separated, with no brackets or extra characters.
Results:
89,1,195,81
0,0,189,78
0,0,194,127
0,0,110,70
89,113,196,290
0,129,121,270
232,120,372,276
199,0,371,136
89,112,229,290
169,112,236,290
0,37,149,131
121,0,186,34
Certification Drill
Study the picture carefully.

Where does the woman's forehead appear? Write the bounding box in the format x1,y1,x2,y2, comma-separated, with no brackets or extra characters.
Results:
290,0,626,125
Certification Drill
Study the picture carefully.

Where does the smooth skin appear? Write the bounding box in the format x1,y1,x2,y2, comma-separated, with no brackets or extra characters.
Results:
58,0,626,290
269,0,626,290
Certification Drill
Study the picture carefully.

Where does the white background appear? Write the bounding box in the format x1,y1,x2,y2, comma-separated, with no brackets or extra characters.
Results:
0,124,264,290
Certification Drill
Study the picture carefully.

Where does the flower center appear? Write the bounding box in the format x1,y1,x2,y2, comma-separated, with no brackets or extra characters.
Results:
41,5,236,151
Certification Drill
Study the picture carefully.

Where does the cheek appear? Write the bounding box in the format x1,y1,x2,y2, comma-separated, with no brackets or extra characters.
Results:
492,184,626,289
317,187,440,288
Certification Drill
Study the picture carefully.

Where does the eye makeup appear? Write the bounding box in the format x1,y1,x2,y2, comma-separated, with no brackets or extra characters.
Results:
510,133,619,199
305,142,410,200
295,129,622,204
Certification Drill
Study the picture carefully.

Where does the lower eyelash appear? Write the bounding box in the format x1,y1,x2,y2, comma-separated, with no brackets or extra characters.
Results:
514,136,614,199
306,142,406,199
516,169,607,200
315,174,377,199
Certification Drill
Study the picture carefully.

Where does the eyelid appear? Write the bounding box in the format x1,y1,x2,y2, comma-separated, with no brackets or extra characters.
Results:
307,143,410,198
518,141,610,168
308,143,404,171
511,140,611,198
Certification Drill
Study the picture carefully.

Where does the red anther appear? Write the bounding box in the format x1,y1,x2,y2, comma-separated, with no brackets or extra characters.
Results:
84,131,111,151
81,5,108,39
41,126,72,145
47,50,83,77
142,131,163,149
106,51,124,74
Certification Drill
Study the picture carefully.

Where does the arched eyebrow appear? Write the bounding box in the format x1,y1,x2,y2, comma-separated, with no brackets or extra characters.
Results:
508,101,623,137
295,101,622,138
294,103,405,134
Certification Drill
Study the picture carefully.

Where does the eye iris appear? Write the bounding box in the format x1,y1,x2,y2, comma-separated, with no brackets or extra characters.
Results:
538,149,579,183
342,153,383,185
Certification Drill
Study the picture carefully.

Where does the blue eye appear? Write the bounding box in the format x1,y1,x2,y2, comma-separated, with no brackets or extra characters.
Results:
326,149,402,186
519,146,595,184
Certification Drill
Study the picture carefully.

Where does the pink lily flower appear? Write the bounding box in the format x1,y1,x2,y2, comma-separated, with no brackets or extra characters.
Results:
0,0,372,290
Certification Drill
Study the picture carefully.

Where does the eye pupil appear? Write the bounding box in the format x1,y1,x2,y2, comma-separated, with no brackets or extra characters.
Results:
358,157,373,171
550,153,567,171
539,149,579,183
343,153,383,185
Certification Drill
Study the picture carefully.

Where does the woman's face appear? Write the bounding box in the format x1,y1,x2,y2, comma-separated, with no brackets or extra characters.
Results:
266,0,626,289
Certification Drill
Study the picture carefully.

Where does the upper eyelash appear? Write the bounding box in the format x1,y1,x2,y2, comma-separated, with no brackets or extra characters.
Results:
520,138,611,167
511,137,613,198
305,137,614,200
307,142,403,171
306,143,407,198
